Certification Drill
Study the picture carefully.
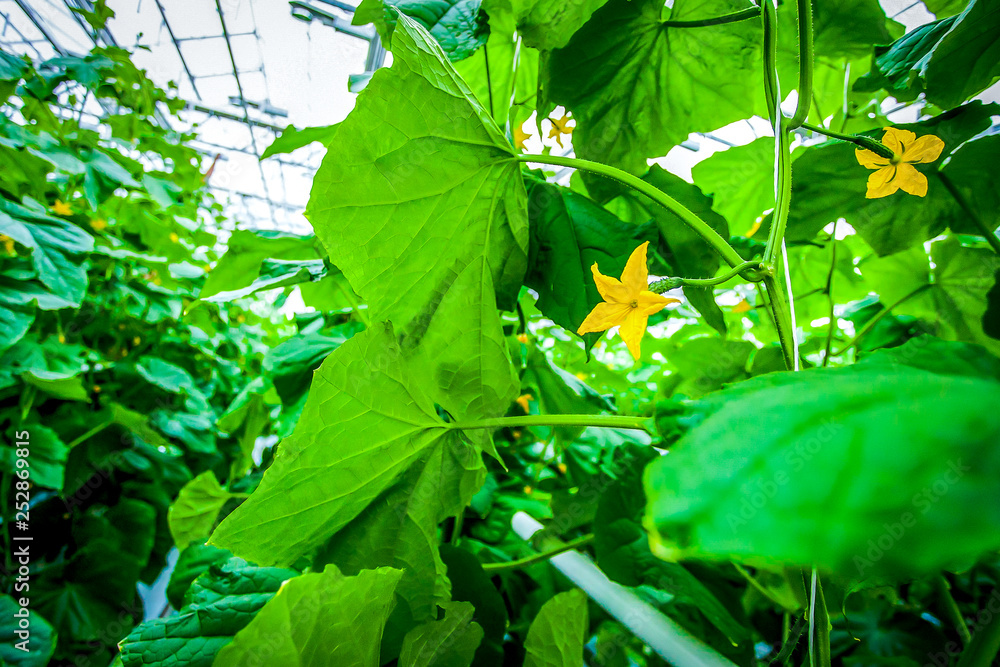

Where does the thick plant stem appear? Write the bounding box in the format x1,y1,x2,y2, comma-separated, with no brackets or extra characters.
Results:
449,413,652,432
938,172,1000,255
788,0,814,130
764,129,793,267
662,5,761,28
935,574,973,647
956,605,1000,667
830,283,933,357
763,275,797,370
649,260,765,292
517,154,746,271
800,122,897,160
482,534,595,572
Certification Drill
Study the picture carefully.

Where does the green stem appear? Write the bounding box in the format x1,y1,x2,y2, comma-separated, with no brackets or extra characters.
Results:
938,172,1000,255
649,260,765,293
482,534,594,572
935,574,973,647
67,420,113,450
956,605,1000,667
662,5,761,28
808,570,832,667
764,129,793,267
450,511,465,546
788,0,814,130
449,414,652,432
800,122,897,161
763,275,797,370
517,154,746,271
830,283,932,357
822,225,838,367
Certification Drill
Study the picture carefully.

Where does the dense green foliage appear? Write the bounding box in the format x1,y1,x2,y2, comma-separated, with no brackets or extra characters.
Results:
4,0,1000,666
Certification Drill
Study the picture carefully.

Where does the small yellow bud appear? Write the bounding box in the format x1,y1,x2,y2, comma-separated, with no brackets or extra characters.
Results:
515,394,533,412
169,232,179,243
523,485,533,495
93,385,101,393
90,218,107,232
132,336,141,346
557,462,567,474
516,333,528,344
58,334,66,344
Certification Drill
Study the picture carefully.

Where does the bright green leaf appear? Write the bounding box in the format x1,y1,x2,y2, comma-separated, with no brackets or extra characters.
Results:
213,567,402,667
644,352,1000,577
523,589,589,667
169,471,240,549
399,601,484,667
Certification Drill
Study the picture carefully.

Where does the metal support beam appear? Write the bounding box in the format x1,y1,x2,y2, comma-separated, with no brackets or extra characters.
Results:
152,0,202,100
215,0,276,224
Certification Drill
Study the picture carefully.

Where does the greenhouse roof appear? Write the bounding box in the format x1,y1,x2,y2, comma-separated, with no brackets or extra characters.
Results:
0,0,939,233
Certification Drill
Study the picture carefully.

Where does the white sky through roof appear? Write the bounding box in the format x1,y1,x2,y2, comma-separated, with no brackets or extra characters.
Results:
0,0,958,236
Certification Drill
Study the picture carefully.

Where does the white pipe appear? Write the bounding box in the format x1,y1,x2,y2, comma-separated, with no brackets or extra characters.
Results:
511,512,738,667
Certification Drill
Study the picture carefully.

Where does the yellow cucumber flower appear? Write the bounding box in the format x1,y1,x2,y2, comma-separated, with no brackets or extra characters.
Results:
577,241,679,360
547,114,574,148
51,200,73,216
855,127,945,199
513,121,531,151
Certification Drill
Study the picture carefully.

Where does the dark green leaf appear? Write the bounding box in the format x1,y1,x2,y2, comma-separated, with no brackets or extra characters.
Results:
541,0,761,175
523,173,657,345
119,557,297,667
354,0,489,61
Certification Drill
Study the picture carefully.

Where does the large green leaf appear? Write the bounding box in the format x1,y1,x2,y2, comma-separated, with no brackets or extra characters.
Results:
861,237,1000,356
202,259,328,303
213,567,403,667
354,0,489,62
644,349,1000,578
523,589,589,667
523,172,657,345
541,0,761,175
854,15,960,101
483,0,609,51
119,557,297,667
306,14,524,427
212,324,485,620
785,101,997,255
398,601,484,667
168,471,240,549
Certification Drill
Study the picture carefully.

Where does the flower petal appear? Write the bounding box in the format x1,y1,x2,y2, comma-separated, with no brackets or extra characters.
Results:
855,147,890,169
882,127,916,154
866,166,900,199
619,241,651,295
591,263,630,304
577,301,632,335
636,290,678,316
618,309,649,360
895,163,929,197
903,134,945,164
